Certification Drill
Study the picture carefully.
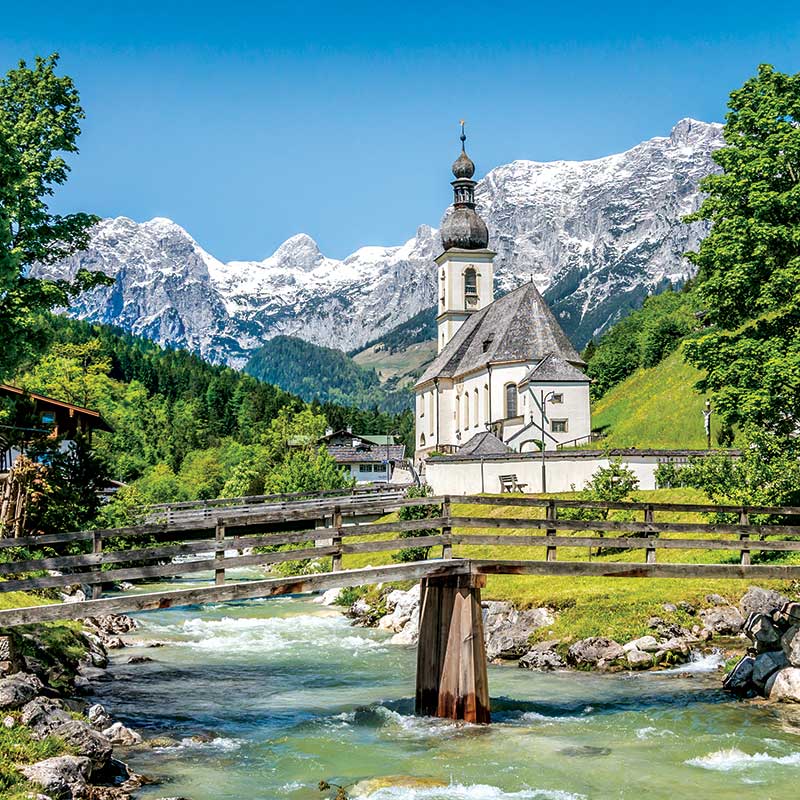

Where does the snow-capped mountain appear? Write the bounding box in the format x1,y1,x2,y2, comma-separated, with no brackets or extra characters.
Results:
34,118,723,366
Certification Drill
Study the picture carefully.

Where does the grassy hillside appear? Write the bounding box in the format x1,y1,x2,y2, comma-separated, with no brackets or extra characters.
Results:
590,347,731,449
352,340,435,388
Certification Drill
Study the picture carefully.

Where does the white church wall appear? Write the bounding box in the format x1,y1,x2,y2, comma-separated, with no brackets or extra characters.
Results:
424,452,699,495
517,380,592,450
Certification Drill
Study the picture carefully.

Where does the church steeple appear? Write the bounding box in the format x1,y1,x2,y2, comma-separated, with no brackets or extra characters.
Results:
435,123,495,353
440,122,489,251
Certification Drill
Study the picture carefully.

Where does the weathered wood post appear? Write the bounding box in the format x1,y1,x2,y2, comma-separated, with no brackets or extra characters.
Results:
215,522,226,586
545,499,557,562
331,505,343,572
644,504,656,565
91,530,103,600
739,508,751,566
415,572,490,724
441,495,452,560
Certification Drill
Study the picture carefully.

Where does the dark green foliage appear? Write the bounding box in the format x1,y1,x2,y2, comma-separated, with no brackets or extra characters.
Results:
0,54,111,379
245,335,411,413
683,65,800,440
585,289,696,398
393,485,439,562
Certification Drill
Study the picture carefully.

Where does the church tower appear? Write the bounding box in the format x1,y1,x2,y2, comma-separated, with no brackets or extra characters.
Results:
436,123,495,353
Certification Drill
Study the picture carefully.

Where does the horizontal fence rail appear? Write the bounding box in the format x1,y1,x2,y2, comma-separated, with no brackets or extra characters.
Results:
4,491,800,625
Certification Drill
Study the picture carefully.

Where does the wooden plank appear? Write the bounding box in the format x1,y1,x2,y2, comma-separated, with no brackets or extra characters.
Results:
449,516,800,537
341,535,444,555
451,533,800,552
458,495,800,516
470,559,800,580
0,539,218,576
0,560,471,627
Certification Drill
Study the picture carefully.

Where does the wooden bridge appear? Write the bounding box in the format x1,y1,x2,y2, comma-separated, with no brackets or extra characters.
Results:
2,490,800,724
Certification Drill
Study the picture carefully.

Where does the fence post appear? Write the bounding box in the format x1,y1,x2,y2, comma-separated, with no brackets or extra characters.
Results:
546,499,557,562
215,522,226,585
91,530,103,600
442,495,452,559
644,504,656,564
739,508,751,566
332,504,343,572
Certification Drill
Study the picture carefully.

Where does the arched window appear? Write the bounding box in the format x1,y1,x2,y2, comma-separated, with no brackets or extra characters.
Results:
428,392,434,435
505,383,518,418
463,393,470,430
455,395,460,431
473,388,479,427
419,433,426,447
464,267,477,297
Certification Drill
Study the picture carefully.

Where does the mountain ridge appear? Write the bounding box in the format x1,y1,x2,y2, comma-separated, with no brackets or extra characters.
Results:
33,118,723,367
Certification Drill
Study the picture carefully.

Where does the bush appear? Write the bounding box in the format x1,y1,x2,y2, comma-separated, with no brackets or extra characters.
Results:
393,485,440,562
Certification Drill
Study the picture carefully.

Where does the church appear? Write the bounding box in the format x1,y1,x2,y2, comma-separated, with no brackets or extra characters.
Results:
414,128,591,461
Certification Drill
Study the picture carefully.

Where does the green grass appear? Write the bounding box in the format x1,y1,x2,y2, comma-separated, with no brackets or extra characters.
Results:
336,488,798,644
590,348,736,449
0,714,71,800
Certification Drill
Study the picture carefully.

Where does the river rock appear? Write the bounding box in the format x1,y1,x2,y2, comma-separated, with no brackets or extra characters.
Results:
390,614,419,646
781,625,800,667
739,586,789,618
626,648,653,669
752,650,789,692
744,612,781,651
378,585,421,633
646,617,690,639
769,667,800,703
781,601,800,627
88,703,113,730
567,638,625,669
518,641,565,670
102,721,143,746
21,697,73,735
706,593,729,605
624,635,660,653
723,655,755,693
20,755,91,800
315,588,342,606
699,605,744,635
0,671,42,710
52,719,113,767
483,602,555,660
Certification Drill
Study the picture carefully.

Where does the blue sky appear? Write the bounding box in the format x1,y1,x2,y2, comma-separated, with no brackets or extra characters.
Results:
2,1,799,261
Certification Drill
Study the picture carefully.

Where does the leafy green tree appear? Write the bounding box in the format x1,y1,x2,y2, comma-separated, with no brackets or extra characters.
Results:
0,54,111,378
393,485,439,562
683,65,800,437
263,447,353,494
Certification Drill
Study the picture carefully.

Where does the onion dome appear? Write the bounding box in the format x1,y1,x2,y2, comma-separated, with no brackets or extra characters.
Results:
440,121,489,250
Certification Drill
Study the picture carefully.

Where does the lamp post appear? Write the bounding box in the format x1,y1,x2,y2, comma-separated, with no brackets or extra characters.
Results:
540,389,557,493
703,400,712,450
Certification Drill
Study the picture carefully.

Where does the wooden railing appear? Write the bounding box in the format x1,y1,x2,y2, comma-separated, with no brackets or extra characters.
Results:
3,493,800,596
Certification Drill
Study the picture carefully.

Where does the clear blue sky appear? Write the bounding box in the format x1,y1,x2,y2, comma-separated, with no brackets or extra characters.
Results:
2,1,799,261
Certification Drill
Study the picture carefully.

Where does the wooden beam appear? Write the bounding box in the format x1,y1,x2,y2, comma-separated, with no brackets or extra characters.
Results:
0,560,470,627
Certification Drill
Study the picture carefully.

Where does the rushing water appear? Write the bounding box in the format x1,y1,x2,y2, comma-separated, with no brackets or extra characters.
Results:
90,575,800,800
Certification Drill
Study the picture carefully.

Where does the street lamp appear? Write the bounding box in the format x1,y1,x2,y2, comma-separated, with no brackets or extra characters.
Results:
540,389,557,493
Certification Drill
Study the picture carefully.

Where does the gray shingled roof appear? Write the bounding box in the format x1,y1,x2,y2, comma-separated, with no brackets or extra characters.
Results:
416,282,585,386
520,353,589,385
456,431,512,456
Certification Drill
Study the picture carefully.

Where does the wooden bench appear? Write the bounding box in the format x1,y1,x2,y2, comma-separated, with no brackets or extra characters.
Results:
499,474,528,493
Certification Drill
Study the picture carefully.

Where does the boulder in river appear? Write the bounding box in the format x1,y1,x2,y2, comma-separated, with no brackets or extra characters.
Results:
624,635,660,653
699,604,744,635
20,755,92,800
626,649,653,669
567,638,625,669
723,655,755,694
739,586,789,618
769,667,800,703
50,719,113,768
752,650,789,692
744,612,781,652
483,602,554,660
21,697,73,735
0,671,42,711
781,625,800,667
518,641,565,670
102,721,143,746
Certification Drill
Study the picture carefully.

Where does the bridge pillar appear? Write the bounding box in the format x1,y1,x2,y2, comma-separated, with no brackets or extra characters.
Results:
415,573,490,724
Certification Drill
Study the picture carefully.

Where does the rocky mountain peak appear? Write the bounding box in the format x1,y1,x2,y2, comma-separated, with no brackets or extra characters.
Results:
33,119,724,368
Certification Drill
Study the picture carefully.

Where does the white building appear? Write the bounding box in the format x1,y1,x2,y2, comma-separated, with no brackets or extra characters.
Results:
414,128,591,462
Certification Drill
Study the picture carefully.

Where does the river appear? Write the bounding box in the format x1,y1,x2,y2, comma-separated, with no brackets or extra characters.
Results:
89,576,800,800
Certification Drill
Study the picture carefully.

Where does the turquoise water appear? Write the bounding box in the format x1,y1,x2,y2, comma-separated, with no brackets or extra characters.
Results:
91,576,800,800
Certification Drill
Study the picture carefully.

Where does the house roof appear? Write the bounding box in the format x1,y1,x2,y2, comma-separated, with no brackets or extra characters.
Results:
318,429,396,446
416,282,585,386
519,353,590,385
326,443,406,464
456,431,512,457
0,384,113,433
